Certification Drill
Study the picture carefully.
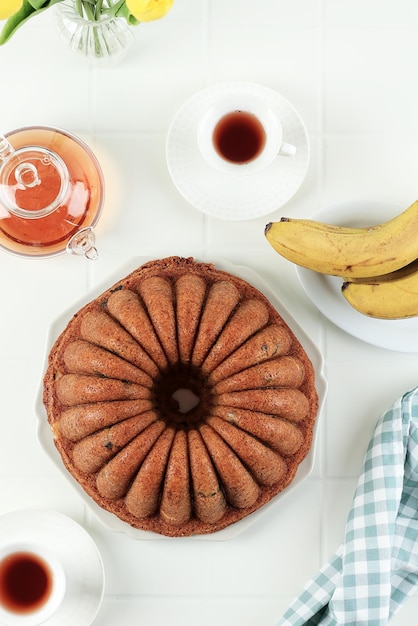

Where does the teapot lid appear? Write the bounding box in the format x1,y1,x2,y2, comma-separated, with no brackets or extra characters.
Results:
0,140,69,219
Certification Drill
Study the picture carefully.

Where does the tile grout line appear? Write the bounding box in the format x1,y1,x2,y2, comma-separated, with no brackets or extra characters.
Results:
317,0,329,566
202,0,213,256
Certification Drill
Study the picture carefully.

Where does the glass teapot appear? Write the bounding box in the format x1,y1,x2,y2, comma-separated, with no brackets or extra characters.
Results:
0,126,104,259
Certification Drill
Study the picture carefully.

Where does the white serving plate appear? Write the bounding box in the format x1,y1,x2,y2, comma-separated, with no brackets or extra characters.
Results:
36,257,327,541
296,201,418,353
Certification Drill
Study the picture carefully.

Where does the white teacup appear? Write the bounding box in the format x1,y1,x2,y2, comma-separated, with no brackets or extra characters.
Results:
0,544,66,625
197,94,296,176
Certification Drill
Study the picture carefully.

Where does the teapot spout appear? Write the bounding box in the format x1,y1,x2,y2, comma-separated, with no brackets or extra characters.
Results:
66,227,98,260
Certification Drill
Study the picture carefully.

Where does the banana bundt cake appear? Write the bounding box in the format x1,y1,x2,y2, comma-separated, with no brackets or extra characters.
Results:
43,256,319,537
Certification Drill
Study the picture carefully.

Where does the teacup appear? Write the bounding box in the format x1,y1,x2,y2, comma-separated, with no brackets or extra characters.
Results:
197,93,296,175
0,544,66,625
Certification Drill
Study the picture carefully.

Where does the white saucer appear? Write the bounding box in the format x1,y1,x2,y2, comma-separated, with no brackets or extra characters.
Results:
36,256,326,541
296,201,418,353
0,509,104,625
166,82,310,220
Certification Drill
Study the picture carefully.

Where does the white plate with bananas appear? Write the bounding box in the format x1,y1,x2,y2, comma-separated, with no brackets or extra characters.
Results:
292,201,418,353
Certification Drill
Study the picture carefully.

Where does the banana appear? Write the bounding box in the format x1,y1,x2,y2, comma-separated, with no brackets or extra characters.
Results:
264,200,418,278
341,264,418,319
344,258,418,284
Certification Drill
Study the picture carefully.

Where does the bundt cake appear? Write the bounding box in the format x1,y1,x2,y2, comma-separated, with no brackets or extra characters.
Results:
43,256,319,537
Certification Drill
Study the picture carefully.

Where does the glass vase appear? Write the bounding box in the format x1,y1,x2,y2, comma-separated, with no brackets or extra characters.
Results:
55,0,135,65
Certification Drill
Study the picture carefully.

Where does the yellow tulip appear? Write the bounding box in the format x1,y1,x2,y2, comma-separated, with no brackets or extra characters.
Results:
126,0,174,22
0,0,23,20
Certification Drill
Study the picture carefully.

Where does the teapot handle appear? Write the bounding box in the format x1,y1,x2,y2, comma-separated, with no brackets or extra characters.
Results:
0,135,14,162
0,133,40,188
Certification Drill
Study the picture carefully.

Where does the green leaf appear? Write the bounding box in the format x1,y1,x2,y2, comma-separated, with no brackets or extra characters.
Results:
34,0,64,9
114,2,139,25
0,1,37,44
27,0,52,9
0,0,64,44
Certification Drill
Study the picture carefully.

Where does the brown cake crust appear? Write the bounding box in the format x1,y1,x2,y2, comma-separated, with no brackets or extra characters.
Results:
43,256,319,537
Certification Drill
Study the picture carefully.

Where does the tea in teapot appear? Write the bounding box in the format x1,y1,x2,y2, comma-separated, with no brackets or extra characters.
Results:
0,126,104,259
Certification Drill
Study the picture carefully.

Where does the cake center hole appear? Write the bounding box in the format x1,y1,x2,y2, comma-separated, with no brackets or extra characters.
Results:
153,365,211,427
171,388,200,414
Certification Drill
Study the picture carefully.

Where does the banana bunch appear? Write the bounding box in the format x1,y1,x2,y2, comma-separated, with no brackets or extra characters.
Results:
264,200,418,319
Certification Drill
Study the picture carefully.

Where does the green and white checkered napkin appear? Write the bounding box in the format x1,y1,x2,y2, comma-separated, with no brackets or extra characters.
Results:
277,386,418,626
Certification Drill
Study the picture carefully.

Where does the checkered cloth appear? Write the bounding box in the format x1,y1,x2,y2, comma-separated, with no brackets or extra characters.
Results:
277,386,418,626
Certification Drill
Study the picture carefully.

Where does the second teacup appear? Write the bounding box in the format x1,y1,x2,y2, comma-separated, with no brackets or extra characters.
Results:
0,544,66,626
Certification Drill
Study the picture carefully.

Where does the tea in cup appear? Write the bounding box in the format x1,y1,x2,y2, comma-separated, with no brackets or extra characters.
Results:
197,94,296,175
0,545,65,625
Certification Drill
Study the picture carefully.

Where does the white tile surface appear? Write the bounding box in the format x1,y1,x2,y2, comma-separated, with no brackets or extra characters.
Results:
1,1,418,624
